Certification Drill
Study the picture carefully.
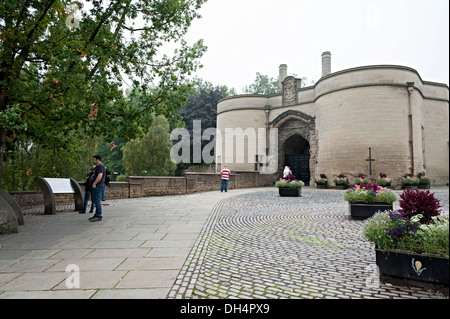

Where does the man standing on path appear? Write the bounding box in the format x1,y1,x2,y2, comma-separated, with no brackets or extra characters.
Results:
90,155,106,222
220,165,231,192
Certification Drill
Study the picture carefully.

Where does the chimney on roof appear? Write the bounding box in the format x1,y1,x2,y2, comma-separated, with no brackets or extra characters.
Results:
321,51,331,77
278,64,287,93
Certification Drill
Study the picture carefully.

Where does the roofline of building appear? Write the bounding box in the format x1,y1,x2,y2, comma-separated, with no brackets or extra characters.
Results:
218,64,449,105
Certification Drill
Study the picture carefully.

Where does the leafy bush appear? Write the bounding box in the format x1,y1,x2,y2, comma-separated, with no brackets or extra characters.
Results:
116,175,128,182
314,174,327,185
343,183,397,204
402,173,419,185
364,212,449,258
398,189,442,224
376,173,392,187
376,189,398,204
333,174,349,185
354,174,369,185
416,172,431,185
364,188,448,258
276,179,304,188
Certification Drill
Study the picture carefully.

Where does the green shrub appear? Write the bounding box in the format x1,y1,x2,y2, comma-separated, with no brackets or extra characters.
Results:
343,183,397,204
116,174,128,182
419,177,431,185
276,180,305,188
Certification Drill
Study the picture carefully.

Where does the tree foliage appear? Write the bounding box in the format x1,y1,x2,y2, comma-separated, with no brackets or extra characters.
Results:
95,136,126,180
242,72,279,95
178,79,235,164
180,81,234,133
123,114,175,176
242,72,315,95
0,0,207,189
2,133,98,190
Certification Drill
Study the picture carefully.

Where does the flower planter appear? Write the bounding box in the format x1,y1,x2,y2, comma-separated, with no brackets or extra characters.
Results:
349,202,393,220
375,248,449,286
418,184,431,189
401,185,418,190
278,188,301,197
316,184,327,189
335,184,348,190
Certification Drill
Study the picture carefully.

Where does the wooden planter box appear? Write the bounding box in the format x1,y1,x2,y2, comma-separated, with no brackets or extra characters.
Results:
418,184,431,189
375,248,449,286
316,184,327,189
349,202,393,220
335,184,348,190
278,188,301,197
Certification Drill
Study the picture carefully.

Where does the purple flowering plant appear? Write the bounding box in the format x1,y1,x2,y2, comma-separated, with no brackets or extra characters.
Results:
364,189,449,258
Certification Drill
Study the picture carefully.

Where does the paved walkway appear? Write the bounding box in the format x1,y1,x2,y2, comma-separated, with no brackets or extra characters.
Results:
0,187,448,299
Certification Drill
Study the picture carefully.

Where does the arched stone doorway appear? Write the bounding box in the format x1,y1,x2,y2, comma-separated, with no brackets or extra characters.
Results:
270,110,317,185
284,134,310,185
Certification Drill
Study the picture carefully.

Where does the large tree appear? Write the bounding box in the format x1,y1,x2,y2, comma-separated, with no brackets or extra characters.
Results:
0,0,207,188
123,114,175,176
178,80,235,164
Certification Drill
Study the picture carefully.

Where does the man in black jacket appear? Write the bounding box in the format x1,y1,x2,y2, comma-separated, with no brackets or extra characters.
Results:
90,155,106,222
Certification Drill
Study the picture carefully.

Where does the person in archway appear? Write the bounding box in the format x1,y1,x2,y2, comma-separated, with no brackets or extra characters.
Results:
283,166,295,182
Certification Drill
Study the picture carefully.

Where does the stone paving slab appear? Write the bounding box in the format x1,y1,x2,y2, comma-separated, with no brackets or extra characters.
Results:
92,288,171,299
0,186,448,299
0,289,97,299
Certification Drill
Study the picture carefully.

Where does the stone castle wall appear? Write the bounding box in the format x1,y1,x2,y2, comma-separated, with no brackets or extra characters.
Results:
216,64,449,185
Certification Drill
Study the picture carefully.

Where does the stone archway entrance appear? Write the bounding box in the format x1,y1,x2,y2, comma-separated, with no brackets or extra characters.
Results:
270,110,317,185
284,135,310,185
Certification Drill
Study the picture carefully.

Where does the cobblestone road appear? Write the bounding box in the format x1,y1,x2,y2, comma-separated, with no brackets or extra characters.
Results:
169,187,449,299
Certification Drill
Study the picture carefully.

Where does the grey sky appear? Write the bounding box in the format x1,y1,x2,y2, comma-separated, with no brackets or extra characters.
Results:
182,0,449,93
